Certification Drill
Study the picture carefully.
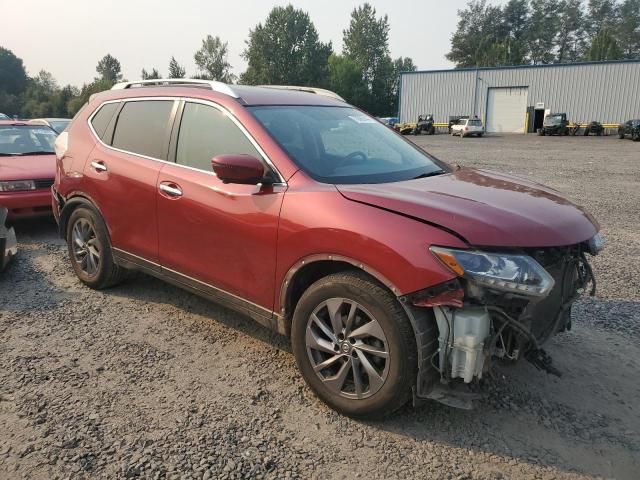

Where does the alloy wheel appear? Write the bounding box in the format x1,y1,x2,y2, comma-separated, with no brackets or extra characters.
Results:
71,218,101,276
305,298,390,399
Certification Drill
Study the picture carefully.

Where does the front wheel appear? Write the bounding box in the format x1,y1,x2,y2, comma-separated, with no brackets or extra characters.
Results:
619,133,625,139
291,272,418,418
66,207,125,289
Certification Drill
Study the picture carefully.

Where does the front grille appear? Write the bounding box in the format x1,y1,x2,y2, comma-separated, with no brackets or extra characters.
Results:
34,178,54,190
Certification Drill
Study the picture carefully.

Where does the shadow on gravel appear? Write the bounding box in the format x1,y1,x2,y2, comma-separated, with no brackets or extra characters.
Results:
105,273,291,353
9,216,60,244
0,220,67,313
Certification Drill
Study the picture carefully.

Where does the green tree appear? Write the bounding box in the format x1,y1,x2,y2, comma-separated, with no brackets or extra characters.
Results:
502,0,530,64
22,70,58,117
67,78,113,116
0,47,28,115
141,68,161,80
527,0,560,64
617,0,640,58
343,3,392,86
586,0,619,36
327,54,368,106
96,54,123,84
589,27,624,59
168,56,186,78
342,3,413,115
194,35,235,82
241,5,332,86
446,1,506,67
556,0,585,62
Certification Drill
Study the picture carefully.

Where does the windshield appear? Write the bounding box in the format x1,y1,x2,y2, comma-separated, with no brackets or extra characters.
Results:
250,106,447,184
546,115,563,125
0,125,57,155
48,120,70,133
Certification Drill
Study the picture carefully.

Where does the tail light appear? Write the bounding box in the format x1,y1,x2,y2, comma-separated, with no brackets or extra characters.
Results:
54,131,68,160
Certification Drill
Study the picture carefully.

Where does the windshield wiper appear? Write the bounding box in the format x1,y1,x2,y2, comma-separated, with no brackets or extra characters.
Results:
412,170,446,180
11,151,55,156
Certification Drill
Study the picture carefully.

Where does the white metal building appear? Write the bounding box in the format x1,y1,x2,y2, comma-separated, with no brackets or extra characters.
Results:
398,60,640,133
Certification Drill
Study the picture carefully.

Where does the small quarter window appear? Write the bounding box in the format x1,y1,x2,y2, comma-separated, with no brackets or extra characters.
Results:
112,100,174,159
176,102,262,171
90,102,119,141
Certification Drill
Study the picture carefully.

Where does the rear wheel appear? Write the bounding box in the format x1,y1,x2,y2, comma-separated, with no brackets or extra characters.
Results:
633,132,640,142
619,132,625,139
291,272,417,418
66,207,125,289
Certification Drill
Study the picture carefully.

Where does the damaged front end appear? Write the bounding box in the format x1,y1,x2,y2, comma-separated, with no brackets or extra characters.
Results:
403,234,602,409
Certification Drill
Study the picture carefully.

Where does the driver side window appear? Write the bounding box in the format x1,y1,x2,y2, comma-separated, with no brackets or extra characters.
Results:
176,102,263,171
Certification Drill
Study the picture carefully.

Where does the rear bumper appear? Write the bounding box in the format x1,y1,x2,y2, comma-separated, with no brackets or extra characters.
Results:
0,189,53,219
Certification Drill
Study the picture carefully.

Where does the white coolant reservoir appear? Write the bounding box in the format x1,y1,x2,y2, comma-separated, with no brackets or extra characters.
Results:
434,307,491,383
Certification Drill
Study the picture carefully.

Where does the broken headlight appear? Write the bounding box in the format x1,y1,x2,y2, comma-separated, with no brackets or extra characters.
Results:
587,233,604,256
430,247,555,297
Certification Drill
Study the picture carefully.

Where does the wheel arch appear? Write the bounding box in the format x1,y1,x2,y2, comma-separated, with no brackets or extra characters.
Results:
278,254,401,334
58,194,107,240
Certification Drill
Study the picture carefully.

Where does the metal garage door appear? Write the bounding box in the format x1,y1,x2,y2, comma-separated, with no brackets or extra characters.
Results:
486,87,528,133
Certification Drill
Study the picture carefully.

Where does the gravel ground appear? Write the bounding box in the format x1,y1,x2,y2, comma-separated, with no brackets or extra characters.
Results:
1,134,639,480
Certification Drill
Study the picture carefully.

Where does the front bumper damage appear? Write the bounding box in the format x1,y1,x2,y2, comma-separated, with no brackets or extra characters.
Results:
402,243,598,409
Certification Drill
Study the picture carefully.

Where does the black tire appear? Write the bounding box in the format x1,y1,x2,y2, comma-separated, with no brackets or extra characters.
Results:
291,271,418,418
583,129,589,136
538,129,545,136
619,133,625,139
633,133,640,142
477,133,484,138
429,126,435,135
66,206,125,289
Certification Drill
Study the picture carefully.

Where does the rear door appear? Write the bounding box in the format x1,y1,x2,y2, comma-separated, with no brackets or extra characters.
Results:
84,98,178,263
157,100,286,312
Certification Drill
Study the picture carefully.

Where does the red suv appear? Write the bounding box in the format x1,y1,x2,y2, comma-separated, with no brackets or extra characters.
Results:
53,80,602,417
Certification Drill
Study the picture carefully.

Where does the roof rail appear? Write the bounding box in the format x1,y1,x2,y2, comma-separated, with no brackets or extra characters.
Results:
257,85,345,102
110,79,239,98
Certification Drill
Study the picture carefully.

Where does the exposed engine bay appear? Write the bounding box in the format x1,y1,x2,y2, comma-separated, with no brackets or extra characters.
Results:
405,236,601,409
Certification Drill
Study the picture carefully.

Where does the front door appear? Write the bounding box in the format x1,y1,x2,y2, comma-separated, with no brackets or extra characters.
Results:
157,101,285,313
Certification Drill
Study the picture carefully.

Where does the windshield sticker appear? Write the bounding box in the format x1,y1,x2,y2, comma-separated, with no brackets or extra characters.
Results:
348,115,376,124
32,129,56,136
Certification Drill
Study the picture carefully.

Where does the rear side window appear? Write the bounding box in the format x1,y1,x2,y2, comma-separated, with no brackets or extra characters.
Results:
112,100,175,159
90,102,119,140
176,102,261,171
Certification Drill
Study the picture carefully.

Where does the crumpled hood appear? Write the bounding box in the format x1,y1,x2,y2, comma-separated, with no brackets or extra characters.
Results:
337,168,598,248
0,154,56,181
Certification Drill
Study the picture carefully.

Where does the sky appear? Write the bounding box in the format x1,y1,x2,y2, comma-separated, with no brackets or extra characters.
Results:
0,0,496,87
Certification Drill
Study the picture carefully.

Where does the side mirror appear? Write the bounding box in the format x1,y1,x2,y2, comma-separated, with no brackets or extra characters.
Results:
211,154,265,185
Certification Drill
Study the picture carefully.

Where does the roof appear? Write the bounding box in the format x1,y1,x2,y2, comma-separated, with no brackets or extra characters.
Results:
401,58,640,76
107,79,346,107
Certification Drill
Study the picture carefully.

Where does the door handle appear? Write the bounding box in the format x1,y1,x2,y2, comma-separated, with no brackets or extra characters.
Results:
91,160,107,172
159,183,183,198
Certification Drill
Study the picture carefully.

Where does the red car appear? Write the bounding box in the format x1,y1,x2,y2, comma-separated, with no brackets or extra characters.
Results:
0,120,57,219
53,80,602,417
